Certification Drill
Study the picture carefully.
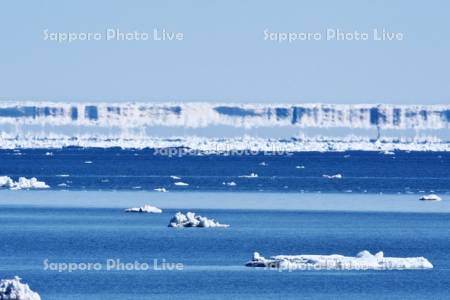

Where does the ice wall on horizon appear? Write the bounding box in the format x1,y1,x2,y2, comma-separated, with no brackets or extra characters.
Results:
0,102,449,129
1,102,450,150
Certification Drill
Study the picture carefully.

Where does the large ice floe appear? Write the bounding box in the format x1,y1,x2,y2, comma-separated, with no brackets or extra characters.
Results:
245,250,433,271
0,176,49,190
168,212,229,228
419,194,442,201
0,276,41,300
125,204,162,213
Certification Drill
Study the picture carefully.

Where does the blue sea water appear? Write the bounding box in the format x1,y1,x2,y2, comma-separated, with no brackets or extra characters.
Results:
0,148,449,193
0,203,449,300
0,149,450,299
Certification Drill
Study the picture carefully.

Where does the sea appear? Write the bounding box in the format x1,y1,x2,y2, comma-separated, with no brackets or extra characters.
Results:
0,148,449,299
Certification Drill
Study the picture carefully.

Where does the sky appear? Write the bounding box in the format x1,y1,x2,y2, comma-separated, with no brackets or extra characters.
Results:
0,0,449,104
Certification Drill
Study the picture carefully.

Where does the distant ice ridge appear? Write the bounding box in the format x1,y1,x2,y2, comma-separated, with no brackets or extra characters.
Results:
1,134,450,152
0,276,41,300
168,212,229,228
245,250,433,270
0,176,49,190
0,102,449,129
125,204,162,213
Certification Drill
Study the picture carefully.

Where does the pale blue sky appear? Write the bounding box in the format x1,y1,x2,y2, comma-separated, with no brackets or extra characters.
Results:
0,0,449,104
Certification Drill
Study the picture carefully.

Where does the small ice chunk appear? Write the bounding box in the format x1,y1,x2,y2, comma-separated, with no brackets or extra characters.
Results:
154,187,167,192
419,194,442,201
259,162,268,166
382,150,395,155
323,174,342,179
168,212,229,228
295,165,305,169
0,276,41,300
223,181,237,186
239,173,258,178
174,182,189,186
84,160,93,164
125,204,162,213
170,176,181,180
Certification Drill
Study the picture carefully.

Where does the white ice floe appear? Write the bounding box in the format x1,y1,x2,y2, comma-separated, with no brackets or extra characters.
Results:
170,176,181,180
223,181,237,186
239,173,258,178
245,250,433,270
84,160,93,164
0,276,41,300
295,165,305,169
154,187,167,192
174,181,189,186
259,162,268,166
0,176,15,188
382,150,395,155
0,176,49,190
125,204,162,213
323,174,343,179
419,194,442,201
168,212,229,228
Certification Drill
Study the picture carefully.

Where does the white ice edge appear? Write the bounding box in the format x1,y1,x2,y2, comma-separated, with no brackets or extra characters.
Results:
246,250,433,270
2,135,450,152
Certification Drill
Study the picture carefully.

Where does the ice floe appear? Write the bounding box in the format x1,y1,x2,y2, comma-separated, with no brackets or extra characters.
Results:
0,176,50,190
0,276,41,300
382,150,395,155
419,194,442,201
125,204,162,213
239,173,258,178
174,181,189,186
223,181,237,186
245,250,433,270
154,187,167,192
168,212,229,228
170,176,181,180
323,174,343,179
